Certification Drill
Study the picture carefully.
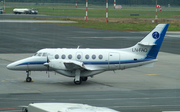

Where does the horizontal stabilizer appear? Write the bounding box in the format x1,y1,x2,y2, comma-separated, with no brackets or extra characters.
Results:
138,42,156,46
138,63,155,68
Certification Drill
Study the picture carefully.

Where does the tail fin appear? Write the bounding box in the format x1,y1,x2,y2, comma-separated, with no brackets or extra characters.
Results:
134,24,169,59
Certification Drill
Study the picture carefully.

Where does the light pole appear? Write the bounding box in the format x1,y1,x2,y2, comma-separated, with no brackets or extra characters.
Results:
3,0,5,13
155,0,158,24
114,0,116,9
106,0,108,23
85,0,88,21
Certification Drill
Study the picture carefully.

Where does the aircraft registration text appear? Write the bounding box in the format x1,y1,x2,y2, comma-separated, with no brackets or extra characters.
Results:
132,48,148,52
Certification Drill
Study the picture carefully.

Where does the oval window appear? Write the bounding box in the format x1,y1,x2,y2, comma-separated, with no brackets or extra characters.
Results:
92,55,96,59
61,54,66,59
99,55,103,59
68,54,72,59
85,55,89,59
77,54,81,59
55,54,59,59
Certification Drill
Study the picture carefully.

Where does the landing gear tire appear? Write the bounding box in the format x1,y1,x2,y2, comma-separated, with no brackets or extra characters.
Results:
74,78,82,85
82,77,88,81
26,77,32,82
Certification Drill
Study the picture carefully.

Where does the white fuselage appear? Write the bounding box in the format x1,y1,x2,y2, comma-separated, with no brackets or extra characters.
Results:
7,48,156,77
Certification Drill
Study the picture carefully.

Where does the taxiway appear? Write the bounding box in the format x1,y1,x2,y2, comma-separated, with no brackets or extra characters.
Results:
0,15,180,112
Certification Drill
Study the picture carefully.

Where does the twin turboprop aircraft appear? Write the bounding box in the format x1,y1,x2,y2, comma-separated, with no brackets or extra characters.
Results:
7,24,169,85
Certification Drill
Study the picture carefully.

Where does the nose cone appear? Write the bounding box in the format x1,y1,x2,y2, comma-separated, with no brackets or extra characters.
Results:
7,57,33,70
7,63,16,70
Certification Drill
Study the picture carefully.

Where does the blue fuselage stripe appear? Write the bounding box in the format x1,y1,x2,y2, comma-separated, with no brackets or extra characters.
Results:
16,59,154,66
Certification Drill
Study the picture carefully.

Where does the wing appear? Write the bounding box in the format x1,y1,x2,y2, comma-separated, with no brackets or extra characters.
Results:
47,59,96,71
64,61,86,70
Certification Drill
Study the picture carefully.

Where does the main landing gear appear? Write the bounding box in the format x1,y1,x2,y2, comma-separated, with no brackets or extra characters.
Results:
74,77,88,85
26,71,32,82
73,69,89,85
24,70,88,84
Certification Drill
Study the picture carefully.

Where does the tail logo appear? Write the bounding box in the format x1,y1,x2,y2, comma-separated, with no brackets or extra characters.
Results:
152,31,160,39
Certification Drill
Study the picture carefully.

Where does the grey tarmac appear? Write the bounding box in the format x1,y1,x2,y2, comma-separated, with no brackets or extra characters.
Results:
0,52,180,112
0,15,180,112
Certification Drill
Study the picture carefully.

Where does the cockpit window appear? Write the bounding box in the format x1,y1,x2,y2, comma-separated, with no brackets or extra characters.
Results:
38,53,42,56
42,53,47,57
34,53,38,56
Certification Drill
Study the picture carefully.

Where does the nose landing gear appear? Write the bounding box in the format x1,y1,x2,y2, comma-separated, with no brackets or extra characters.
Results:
25,71,33,82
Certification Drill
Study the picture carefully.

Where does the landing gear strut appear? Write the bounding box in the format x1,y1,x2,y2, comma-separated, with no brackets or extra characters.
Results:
26,71,32,82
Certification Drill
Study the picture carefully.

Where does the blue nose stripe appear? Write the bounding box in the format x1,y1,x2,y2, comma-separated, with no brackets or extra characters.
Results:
16,61,47,66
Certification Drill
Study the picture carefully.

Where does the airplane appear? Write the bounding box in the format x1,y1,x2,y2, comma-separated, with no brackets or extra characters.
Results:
7,24,169,85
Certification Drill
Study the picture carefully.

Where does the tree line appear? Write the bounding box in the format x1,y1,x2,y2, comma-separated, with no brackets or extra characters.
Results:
7,0,180,6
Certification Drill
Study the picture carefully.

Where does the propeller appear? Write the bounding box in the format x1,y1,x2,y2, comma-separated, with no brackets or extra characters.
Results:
44,56,50,78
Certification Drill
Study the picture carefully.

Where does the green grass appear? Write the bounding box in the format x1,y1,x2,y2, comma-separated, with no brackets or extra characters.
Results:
8,17,180,31
21,8,180,18
2,4,180,18
1,3,180,31
56,20,180,31
22,17,180,31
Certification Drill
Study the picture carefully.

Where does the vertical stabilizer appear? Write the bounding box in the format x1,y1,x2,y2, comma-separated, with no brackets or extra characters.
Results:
135,24,169,59
145,24,169,59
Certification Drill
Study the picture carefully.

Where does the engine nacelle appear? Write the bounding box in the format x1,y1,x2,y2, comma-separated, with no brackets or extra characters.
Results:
49,59,66,70
48,59,84,70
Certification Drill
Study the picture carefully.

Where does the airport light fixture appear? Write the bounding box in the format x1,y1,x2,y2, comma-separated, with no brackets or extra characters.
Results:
155,0,158,23
3,0,5,13
106,0,108,23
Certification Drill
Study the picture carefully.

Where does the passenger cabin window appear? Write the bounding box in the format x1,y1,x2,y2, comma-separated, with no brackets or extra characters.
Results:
92,55,96,59
99,55,103,60
85,55,89,59
55,54,59,59
61,54,66,59
77,54,81,59
68,54,72,59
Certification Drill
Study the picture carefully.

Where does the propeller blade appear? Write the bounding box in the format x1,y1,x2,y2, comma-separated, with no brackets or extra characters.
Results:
47,56,50,63
47,56,50,77
48,64,50,78
45,56,50,77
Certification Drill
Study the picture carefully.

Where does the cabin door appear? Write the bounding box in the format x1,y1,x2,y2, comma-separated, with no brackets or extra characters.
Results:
108,52,120,70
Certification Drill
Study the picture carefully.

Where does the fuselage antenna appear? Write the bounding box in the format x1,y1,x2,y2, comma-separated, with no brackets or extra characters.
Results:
77,45,80,49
